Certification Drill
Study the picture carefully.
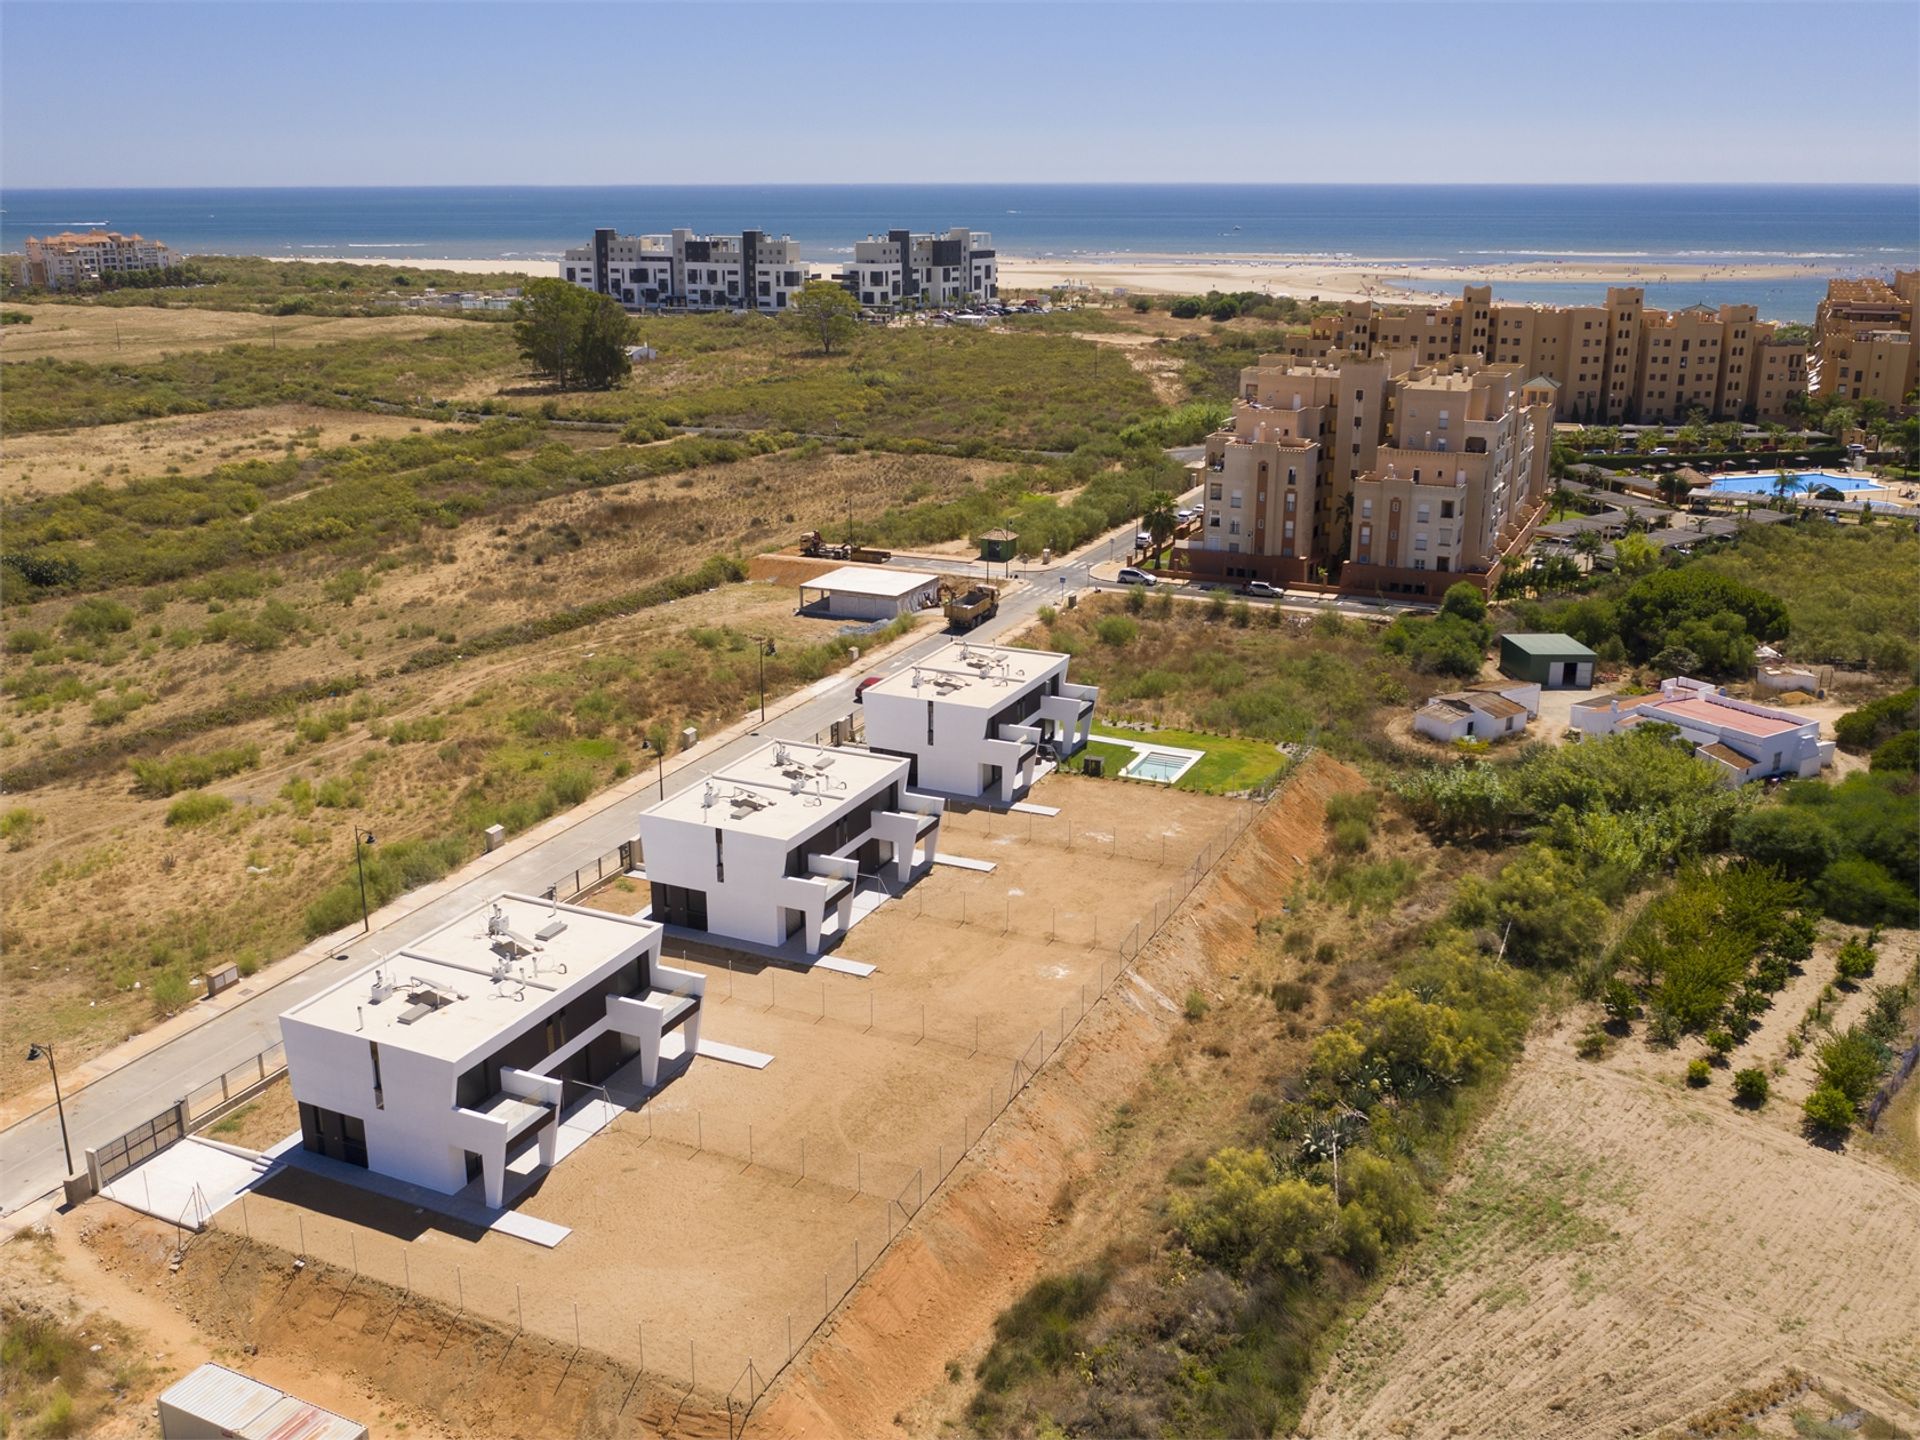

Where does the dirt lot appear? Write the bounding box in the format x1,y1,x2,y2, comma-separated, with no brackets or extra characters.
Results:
137,776,1258,1403
0,301,472,365
2,405,470,498
1299,929,1920,1438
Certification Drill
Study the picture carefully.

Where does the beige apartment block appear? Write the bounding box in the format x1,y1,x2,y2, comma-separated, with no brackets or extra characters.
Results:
1182,354,1549,600
24,229,182,290
1287,282,1810,425
1813,274,1918,405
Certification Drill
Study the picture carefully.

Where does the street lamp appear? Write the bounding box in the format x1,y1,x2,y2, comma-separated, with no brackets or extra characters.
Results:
26,1043,72,1177
756,637,777,723
641,734,667,800
352,827,377,933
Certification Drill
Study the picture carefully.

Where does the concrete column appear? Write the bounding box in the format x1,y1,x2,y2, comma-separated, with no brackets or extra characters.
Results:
837,888,855,933
537,1119,559,1168
919,823,939,870
804,905,824,954
683,1007,702,1059
482,1148,505,1209
637,1023,662,1088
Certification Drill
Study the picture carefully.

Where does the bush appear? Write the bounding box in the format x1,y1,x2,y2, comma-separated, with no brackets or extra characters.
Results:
1834,935,1877,984
1815,1029,1885,1109
1705,1028,1736,1060
1731,806,1839,875
128,743,261,797
150,970,193,1014
1802,1083,1856,1136
165,792,232,827
1184,989,1209,1021
61,596,134,641
1094,615,1138,647
1169,1147,1338,1278
1870,729,1919,773
969,1268,1110,1404
1601,977,1640,1028
1686,1058,1712,1086
1732,1068,1769,1106
1834,687,1918,753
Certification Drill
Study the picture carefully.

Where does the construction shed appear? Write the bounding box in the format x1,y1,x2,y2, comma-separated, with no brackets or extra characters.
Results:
158,1363,368,1440
1499,632,1597,689
798,565,940,622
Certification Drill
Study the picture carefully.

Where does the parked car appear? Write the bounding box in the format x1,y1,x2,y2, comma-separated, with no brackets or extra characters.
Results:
1134,530,1153,548
1116,567,1157,587
852,675,883,702
1241,580,1282,597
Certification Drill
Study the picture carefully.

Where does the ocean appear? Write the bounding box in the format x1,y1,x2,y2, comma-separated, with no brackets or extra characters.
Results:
4,184,1914,321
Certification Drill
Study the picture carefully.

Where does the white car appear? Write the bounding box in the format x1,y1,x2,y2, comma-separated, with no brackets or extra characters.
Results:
1135,530,1153,547
1116,567,1157,587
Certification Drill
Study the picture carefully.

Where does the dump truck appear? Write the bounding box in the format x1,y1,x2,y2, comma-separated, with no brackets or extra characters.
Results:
799,531,893,564
943,583,1000,632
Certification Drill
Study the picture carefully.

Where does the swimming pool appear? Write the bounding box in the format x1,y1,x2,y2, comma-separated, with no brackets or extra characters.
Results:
1118,749,1201,784
1707,471,1885,496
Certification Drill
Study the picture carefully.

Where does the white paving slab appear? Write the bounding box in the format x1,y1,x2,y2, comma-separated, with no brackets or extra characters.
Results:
932,853,997,873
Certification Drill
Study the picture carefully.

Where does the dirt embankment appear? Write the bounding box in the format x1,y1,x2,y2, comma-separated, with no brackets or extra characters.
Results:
756,752,1366,1439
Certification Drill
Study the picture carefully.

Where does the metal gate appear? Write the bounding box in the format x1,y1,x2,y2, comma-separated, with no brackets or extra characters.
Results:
89,1104,185,1188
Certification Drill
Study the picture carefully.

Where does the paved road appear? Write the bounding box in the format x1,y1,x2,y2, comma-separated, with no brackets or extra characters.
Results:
0,518,1139,1216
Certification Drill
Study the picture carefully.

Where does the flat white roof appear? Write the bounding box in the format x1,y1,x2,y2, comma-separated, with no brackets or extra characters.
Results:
282,894,659,1063
863,640,1068,712
640,738,906,840
800,565,940,599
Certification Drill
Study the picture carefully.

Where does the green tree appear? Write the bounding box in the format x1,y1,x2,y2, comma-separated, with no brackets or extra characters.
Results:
1803,1083,1856,1135
1655,470,1691,507
511,279,632,391
1612,530,1661,577
1439,582,1488,624
1732,1068,1769,1106
1141,490,1178,548
1169,1147,1337,1278
1815,1029,1883,1108
573,289,636,389
788,280,860,356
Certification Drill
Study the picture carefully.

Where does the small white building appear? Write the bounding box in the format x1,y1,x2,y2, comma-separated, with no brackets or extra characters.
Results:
635,740,941,954
798,565,941,622
159,1364,367,1440
280,895,702,1207
1412,682,1540,744
861,640,1098,801
1570,676,1832,783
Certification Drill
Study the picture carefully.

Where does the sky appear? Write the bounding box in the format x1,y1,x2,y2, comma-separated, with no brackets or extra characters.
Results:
4,1,1917,187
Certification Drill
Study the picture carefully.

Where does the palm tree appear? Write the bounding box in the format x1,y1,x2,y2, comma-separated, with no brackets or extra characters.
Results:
1772,469,1799,512
1655,470,1690,508
1141,491,1178,550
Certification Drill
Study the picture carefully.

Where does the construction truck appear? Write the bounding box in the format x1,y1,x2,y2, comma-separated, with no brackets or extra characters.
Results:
798,531,893,565
943,583,1000,632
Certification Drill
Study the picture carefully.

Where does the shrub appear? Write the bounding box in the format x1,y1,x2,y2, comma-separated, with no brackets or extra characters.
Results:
128,744,260,797
1169,1147,1338,1278
1732,1068,1769,1106
1833,935,1877,984
1870,729,1919,773
1601,977,1640,1028
1814,1029,1885,1109
1834,687,1918,753
1269,980,1313,1013
1123,584,1147,615
1184,989,1209,1021
1686,1058,1712,1086
149,970,193,1014
1705,1028,1736,1060
1094,615,1138,647
1802,1083,1856,1136
61,596,134,641
1575,1024,1610,1060
1,806,40,850
969,1267,1110,1403
165,792,232,827
1331,816,1371,855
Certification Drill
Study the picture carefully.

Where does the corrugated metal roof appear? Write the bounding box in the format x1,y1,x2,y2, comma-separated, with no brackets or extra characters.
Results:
243,1395,368,1440
160,1363,281,1433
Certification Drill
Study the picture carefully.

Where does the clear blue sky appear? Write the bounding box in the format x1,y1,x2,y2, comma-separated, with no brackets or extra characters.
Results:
5,1,1916,187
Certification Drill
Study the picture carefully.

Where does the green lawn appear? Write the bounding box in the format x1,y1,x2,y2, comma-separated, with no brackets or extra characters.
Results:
1089,722,1288,794
1059,737,1137,779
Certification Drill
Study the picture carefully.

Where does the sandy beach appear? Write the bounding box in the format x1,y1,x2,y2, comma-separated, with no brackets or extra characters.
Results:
268,251,1863,306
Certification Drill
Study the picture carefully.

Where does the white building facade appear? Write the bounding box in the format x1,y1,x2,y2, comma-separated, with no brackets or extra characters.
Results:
25,230,183,290
636,740,942,954
280,895,703,1206
1570,676,1832,782
560,228,806,313
861,641,1097,802
840,228,998,310
1411,682,1540,744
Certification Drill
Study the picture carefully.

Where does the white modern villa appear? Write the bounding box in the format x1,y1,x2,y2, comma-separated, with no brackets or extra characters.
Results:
634,739,942,953
1571,676,1833,782
279,895,703,1206
860,640,1098,802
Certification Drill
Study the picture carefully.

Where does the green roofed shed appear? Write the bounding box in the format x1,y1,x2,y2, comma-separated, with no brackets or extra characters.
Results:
1499,632,1597,689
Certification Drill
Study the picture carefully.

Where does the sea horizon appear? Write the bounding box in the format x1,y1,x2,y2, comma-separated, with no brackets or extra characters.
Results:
5,182,1914,320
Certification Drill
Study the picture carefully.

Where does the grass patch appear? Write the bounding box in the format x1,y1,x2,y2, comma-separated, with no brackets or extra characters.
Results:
1092,722,1288,794
164,791,233,827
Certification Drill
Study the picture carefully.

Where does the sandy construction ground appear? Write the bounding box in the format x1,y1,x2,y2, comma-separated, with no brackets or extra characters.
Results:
178,776,1253,1395
0,301,470,364
2,405,469,498
1301,928,1920,1438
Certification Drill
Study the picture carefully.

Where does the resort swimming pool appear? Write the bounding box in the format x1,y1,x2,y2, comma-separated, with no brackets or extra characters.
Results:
1119,749,1200,784
1707,471,1885,496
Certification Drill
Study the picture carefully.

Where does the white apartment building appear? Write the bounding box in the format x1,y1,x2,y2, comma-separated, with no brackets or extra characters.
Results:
1570,676,1833,783
24,229,182,290
635,740,942,954
861,640,1099,802
840,228,998,310
280,894,703,1207
560,228,806,312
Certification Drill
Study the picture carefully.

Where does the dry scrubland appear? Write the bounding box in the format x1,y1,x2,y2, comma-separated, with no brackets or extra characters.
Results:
0,432,1013,1099
0,299,475,366
1302,926,1920,1438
